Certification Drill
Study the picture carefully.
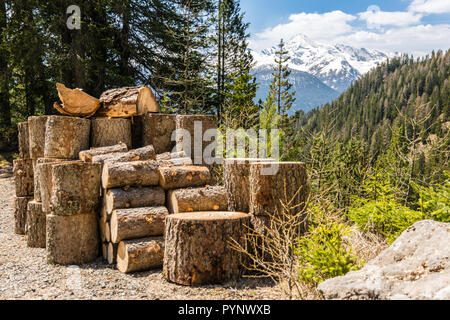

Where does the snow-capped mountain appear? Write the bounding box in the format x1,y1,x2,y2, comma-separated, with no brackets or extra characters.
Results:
252,34,394,112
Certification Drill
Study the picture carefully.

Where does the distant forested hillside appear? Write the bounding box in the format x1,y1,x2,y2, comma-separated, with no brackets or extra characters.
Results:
295,50,449,157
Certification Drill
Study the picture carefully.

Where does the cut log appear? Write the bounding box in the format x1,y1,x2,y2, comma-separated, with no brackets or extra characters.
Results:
46,213,99,265
163,211,250,285
107,242,118,264
18,121,30,158
101,160,159,189
223,158,275,213
249,161,308,219
167,186,227,214
156,150,186,161
158,165,210,190
14,196,32,235
79,142,128,162
92,145,156,164
28,116,49,159
99,217,107,242
157,157,193,167
175,115,217,165
104,187,165,215
141,113,177,153
26,200,46,248
98,86,159,118
110,206,168,243
90,118,132,148
117,237,164,273
50,161,102,215
102,242,108,260
54,83,100,118
44,115,90,159
13,159,34,197
35,158,65,206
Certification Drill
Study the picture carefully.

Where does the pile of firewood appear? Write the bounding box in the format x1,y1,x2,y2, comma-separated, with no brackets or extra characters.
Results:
11,83,309,286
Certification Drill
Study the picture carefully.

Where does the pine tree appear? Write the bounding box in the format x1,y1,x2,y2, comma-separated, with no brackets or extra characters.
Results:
268,39,296,129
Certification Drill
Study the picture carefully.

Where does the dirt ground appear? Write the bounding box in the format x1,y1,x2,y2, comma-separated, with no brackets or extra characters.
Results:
0,175,284,300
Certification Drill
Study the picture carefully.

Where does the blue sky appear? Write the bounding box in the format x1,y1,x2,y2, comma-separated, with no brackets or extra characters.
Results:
240,0,450,55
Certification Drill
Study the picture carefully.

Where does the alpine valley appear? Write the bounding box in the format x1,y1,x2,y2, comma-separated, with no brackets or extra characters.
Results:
252,34,396,113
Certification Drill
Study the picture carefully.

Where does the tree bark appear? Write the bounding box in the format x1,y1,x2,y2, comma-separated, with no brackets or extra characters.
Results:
13,159,34,197
46,213,99,265
158,165,210,190
18,121,30,159
14,196,32,235
98,86,159,117
92,145,156,164
249,162,308,218
175,115,217,165
158,157,193,167
104,187,165,215
167,186,227,214
26,200,46,248
223,158,275,213
28,115,49,159
101,160,159,189
50,161,102,215
107,242,118,264
117,237,164,273
156,150,186,161
110,206,168,243
35,158,65,205
44,115,90,159
54,83,100,118
90,118,132,148
163,211,250,286
141,113,177,153
79,142,128,162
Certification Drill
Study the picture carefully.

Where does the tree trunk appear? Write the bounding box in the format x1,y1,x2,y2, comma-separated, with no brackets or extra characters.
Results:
167,186,227,214
107,242,118,264
141,113,177,153
98,86,159,117
92,145,156,164
79,142,128,162
26,200,46,248
105,221,111,243
44,115,90,159
117,237,164,273
158,157,193,167
14,196,32,235
90,118,132,148
110,206,168,243
175,115,217,165
18,121,30,159
54,82,100,118
104,187,165,215
13,159,34,197
102,160,159,189
224,158,274,213
50,161,102,215
99,217,107,242
158,165,210,190
28,116,49,159
102,242,108,261
156,150,186,161
163,211,250,286
46,213,99,265
249,162,308,218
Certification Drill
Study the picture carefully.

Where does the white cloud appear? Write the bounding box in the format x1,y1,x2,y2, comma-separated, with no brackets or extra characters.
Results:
409,0,450,14
359,10,423,27
250,10,356,51
335,24,450,56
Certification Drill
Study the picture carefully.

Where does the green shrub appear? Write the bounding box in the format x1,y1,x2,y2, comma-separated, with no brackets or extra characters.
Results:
294,223,361,284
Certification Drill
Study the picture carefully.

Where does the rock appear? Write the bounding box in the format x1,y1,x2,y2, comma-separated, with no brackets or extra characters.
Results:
318,220,450,300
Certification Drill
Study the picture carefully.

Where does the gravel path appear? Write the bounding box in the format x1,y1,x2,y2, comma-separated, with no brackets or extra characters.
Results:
0,176,283,300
